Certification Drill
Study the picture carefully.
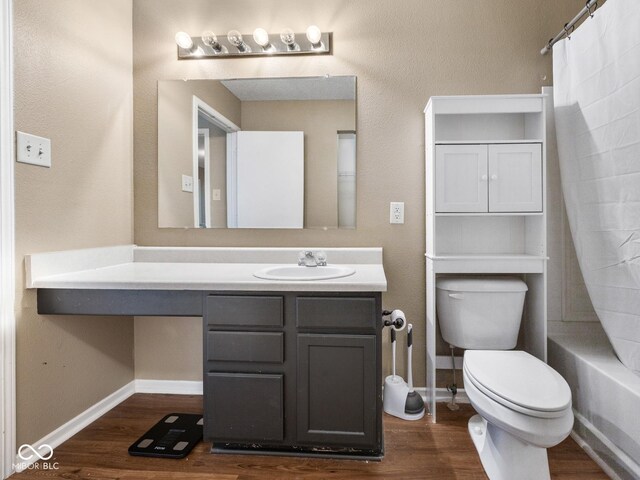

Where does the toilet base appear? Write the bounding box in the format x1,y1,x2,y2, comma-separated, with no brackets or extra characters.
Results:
468,414,550,480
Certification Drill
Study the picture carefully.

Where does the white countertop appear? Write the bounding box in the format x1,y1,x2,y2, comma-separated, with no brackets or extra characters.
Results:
26,246,387,292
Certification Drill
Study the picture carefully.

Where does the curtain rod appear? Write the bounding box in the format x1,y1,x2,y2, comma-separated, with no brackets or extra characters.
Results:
541,0,600,55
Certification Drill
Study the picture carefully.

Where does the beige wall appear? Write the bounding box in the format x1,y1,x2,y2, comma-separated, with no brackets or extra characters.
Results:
14,0,134,444
132,0,586,384
242,100,355,229
158,80,240,227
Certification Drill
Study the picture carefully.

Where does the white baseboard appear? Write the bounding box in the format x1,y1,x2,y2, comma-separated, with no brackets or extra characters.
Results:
412,386,470,405
134,379,203,395
13,381,135,472
435,355,464,370
571,409,639,480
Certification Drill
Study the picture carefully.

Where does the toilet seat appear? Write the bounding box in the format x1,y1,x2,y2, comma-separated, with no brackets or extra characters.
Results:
464,350,572,419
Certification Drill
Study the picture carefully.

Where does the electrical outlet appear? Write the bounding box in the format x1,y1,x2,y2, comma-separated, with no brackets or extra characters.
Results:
390,202,404,224
181,174,194,193
16,131,51,168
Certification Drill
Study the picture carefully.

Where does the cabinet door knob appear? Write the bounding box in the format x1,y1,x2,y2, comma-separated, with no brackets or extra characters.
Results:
490,174,498,180
481,174,488,181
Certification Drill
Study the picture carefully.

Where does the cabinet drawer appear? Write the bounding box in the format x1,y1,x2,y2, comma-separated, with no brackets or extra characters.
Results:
206,331,284,363
296,297,376,330
204,373,283,442
205,295,283,327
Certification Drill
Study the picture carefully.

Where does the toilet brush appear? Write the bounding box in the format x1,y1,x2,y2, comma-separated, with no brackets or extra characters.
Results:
404,324,425,416
391,329,397,378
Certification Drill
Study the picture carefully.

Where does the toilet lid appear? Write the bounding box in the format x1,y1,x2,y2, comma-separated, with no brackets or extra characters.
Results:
464,350,571,414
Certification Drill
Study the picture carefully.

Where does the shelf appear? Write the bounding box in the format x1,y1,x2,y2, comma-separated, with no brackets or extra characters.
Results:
434,139,543,145
435,212,543,217
425,253,547,274
426,94,545,115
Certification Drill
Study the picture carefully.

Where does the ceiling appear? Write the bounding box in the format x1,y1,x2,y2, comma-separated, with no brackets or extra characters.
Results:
220,76,355,101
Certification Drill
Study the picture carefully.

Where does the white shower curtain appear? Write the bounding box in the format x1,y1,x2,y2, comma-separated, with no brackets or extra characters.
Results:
553,0,640,375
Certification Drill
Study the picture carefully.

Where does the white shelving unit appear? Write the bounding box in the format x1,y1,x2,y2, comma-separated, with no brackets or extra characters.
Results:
424,94,548,422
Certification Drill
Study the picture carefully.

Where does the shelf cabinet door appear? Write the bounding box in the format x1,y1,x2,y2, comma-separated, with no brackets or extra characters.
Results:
435,145,488,212
297,334,377,448
488,144,542,212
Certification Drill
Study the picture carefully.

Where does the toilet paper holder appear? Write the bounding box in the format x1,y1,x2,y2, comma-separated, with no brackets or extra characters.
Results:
382,309,406,331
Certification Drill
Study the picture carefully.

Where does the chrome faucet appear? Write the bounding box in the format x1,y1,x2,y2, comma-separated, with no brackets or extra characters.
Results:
298,250,327,267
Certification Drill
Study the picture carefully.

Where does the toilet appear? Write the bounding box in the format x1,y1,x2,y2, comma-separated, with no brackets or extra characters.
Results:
436,276,573,480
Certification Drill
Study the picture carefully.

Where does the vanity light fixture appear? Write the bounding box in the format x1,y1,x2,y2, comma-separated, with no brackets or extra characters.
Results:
175,26,331,59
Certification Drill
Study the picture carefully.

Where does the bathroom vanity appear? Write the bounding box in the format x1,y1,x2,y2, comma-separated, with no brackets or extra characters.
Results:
26,246,387,459
204,292,381,457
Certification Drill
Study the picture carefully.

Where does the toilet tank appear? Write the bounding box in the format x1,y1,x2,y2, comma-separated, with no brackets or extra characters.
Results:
436,276,528,350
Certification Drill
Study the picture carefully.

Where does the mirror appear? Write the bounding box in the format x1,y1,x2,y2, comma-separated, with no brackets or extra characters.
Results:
158,76,356,229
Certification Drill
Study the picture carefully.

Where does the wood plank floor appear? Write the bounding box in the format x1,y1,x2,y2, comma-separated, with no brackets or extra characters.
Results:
10,394,607,479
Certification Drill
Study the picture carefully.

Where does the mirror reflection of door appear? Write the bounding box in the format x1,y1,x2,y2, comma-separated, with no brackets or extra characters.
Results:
193,96,240,228
197,128,210,228
228,131,304,229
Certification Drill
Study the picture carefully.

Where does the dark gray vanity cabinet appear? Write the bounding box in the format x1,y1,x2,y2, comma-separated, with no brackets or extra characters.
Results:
203,295,286,444
203,292,383,458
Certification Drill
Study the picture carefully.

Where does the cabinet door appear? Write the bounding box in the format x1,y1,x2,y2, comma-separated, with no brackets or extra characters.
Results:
297,334,377,448
488,144,542,212
435,145,488,212
204,372,283,443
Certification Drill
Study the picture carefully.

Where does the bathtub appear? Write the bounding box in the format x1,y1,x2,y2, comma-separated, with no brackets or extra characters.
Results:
548,321,640,479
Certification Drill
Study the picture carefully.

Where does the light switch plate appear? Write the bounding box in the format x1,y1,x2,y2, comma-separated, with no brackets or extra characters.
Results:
181,175,193,193
16,131,51,167
212,189,221,201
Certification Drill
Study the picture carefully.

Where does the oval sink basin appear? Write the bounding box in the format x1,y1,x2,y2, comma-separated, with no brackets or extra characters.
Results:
254,265,356,281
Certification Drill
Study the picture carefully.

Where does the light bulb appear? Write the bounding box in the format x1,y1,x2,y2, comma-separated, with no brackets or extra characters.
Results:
253,28,270,48
227,30,244,47
280,28,296,46
175,31,194,50
227,30,250,52
305,25,322,45
202,31,218,47
202,30,227,54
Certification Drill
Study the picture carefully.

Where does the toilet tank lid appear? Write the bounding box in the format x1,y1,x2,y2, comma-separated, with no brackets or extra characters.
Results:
436,276,528,293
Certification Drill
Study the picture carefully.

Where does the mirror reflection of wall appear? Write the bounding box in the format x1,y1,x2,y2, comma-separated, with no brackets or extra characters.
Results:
338,132,356,229
157,76,356,230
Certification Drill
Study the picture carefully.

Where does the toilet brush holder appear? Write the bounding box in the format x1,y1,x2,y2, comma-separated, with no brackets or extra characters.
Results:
383,322,425,421
383,375,424,421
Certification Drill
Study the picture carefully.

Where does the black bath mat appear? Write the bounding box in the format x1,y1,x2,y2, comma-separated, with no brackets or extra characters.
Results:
128,413,203,458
